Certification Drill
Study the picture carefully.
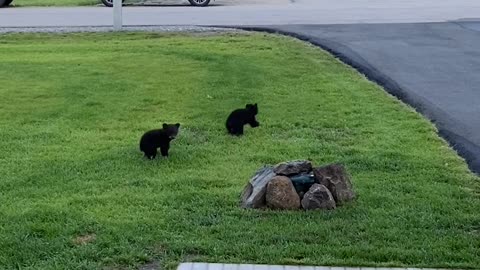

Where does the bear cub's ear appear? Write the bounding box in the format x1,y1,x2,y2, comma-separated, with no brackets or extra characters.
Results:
163,123,168,129
175,123,181,128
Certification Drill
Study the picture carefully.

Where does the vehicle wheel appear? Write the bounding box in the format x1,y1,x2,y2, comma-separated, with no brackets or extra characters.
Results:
0,0,13,7
101,0,124,7
188,0,210,7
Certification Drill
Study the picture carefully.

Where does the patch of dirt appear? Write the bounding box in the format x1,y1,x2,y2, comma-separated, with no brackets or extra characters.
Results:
103,266,128,270
72,233,96,245
103,260,161,270
139,261,161,270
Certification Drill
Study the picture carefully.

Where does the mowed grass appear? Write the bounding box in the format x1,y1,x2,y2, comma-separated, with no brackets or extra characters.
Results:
0,32,479,270
10,0,98,7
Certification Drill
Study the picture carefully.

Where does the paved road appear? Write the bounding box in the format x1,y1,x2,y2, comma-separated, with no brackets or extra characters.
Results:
245,22,480,173
1,0,480,27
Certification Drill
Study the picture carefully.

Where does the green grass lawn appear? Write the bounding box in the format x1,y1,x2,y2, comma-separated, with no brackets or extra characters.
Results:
11,0,98,7
0,32,479,270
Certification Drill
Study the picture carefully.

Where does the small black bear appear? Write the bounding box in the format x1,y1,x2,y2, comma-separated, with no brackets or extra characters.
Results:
139,123,180,160
226,103,260,136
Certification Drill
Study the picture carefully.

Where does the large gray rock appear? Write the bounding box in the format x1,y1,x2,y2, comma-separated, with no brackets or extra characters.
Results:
240,166,276,209
266,176,301,210
313,163,356,205
273,160,312,176
301,184,336,210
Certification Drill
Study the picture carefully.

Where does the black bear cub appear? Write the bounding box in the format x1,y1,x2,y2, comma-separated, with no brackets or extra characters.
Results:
139,123,180,160
226,103,260,136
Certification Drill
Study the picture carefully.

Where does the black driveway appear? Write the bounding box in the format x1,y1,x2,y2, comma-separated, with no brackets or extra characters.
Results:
244,22,480,173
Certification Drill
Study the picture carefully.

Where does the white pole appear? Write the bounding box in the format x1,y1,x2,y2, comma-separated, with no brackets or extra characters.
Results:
113,0,122,31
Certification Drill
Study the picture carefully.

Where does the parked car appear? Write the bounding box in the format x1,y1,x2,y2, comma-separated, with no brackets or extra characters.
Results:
0,0,210,8
101,0,211,7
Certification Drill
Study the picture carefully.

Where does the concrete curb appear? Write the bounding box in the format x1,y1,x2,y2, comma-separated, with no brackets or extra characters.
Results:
177,262,463,270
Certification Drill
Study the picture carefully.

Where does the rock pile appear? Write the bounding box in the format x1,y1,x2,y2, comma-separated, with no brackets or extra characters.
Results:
241,160,356,210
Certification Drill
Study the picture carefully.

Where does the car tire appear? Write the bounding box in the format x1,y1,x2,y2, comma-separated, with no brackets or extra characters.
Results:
0,0,13,7
188,0,210,7
101,0,124,7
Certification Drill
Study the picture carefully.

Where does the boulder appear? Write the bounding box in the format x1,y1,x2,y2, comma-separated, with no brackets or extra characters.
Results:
313,163,355,205
273,160,312,176
301,184,336,210
266,176,301,210
240,166,276,208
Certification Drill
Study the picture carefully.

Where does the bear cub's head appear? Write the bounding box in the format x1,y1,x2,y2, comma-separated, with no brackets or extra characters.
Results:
245,103,259,128
162,123,181,140
245,103,258,115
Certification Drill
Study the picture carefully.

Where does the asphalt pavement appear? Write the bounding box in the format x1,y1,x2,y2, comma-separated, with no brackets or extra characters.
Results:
1,0,480,27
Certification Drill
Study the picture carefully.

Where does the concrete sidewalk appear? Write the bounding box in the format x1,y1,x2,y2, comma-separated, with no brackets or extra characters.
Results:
177,263,458,270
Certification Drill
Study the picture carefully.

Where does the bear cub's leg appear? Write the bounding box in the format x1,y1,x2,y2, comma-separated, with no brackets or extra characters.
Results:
146,150,157,160
160,143,170,157
232,125,244,136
